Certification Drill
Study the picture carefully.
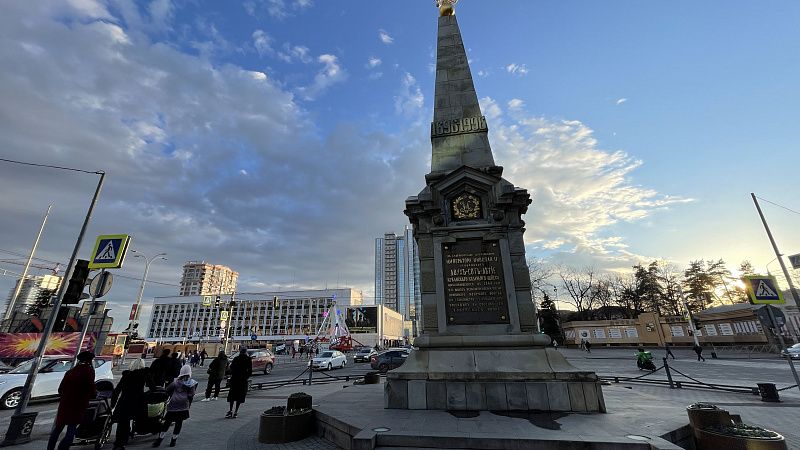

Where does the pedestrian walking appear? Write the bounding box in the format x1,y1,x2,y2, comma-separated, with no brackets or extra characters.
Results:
665,343,676,360
552,339,559,349
150,349,172,387
153,364,197,447
579,339,586,351
201,351,228,402
693,344,706,362
112,358,153,450
47,351,96,450
199,349,207,367
291,346,296,359
584,340,592,353
225,348,252,419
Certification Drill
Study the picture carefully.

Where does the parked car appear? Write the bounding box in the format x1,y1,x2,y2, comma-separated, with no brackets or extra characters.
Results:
0,357,114,409
310,351,346,371
228,349,275,375
370,350,409,373
781,343,800,360
273,343,286,355
0,361,13,374
354,348,377,363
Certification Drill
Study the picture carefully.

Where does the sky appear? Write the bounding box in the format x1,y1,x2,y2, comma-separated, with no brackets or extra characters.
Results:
1,0,799,331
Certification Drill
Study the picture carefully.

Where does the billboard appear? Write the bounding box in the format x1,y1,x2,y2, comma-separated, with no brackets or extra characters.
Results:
0,333,96,359
345,306,378,334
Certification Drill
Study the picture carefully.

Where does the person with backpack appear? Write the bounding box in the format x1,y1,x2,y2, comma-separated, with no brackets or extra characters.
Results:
153,365,197,447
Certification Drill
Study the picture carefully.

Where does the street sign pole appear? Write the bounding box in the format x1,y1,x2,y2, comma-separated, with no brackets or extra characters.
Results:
72,270,111,366
751,193,800,307
2,171,104,446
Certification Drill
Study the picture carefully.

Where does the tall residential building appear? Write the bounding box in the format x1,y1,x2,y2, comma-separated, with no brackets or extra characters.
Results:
3,274,62,319
179,262,238,296
375,227,421,326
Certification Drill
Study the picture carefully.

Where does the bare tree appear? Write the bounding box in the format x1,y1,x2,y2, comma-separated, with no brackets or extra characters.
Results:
558,266,600,316
608,273,642,318
656,261,684,316
528,257,553,299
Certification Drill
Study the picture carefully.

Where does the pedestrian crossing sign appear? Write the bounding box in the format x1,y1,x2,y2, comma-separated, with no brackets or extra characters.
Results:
743,275,785,304
88,234,131,269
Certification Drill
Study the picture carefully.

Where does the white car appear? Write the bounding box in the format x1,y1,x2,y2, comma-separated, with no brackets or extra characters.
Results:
781,343,800,360
310,350,347,371
0,357,114,409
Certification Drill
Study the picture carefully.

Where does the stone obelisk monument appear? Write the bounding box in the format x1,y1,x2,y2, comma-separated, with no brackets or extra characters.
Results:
385,1,605,413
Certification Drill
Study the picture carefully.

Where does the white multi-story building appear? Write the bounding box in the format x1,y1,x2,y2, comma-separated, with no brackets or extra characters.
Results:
178,261,238,297
147,288,363,343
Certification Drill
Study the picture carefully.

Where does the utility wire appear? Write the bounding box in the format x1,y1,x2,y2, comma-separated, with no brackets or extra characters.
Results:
0,157,103,175
756,196,800,217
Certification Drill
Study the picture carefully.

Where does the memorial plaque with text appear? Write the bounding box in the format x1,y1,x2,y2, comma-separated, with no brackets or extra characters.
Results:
442,239,509,325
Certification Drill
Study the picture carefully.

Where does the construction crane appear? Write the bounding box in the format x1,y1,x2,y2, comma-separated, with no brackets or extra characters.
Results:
0,259,62,275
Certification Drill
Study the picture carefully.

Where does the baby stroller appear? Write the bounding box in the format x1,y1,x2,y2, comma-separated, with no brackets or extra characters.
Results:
73,380,114,449
132,386,169,436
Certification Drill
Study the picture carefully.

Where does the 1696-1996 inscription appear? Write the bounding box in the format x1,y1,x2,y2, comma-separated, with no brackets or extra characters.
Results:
443,239,509,325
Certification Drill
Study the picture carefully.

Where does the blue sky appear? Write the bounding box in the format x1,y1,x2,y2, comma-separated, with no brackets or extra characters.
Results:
1,0,799,329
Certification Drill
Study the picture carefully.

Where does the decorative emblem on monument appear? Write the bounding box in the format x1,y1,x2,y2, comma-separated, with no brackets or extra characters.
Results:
436,0,458,17
451,192,482,220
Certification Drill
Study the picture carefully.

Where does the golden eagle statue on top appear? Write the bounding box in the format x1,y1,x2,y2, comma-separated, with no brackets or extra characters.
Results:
436,0,459,17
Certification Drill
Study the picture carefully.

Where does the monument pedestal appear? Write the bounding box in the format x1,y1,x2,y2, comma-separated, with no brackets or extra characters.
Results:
386,335,605,412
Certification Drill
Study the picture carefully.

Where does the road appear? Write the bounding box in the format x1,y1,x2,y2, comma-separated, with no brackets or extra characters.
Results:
2,347,797,435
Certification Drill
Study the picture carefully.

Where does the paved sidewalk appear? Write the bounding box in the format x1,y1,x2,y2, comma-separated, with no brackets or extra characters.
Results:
3,380,348,449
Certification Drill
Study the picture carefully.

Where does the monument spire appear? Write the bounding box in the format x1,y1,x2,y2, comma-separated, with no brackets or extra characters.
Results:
430,3,495,173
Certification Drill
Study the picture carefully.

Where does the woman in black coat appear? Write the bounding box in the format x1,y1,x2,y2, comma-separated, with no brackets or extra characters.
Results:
111,358,153,450
225,348,252,418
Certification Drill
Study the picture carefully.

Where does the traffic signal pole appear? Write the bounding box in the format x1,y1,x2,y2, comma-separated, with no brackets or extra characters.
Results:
2,171,104,446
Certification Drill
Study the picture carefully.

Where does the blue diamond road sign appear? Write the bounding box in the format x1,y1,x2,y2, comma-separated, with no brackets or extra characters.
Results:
89,234,131,269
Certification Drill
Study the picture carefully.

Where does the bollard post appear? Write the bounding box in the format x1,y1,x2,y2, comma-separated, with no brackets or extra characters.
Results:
308,365,313,386
663,358,675,389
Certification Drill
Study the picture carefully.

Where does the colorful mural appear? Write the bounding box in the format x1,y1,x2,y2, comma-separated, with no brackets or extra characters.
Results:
0,333,96,358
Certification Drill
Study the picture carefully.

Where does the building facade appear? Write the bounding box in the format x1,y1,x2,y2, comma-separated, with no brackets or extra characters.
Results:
3,274,62,319
374,227,421,329
561,305,799,348
178,261,238,296
147,288,363,343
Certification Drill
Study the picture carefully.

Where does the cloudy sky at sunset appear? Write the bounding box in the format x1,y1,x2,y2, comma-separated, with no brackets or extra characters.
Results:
1,1,799,329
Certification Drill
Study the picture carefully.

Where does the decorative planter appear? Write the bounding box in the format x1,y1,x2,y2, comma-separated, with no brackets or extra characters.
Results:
258,403,314,444
695,425,787,450
287,392,313,413
687,403,735,431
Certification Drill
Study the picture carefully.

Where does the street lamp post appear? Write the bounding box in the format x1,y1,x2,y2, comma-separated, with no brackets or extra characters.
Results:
129,251,167,333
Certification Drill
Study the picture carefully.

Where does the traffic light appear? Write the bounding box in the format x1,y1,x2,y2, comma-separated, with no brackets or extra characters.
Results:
273,296,278,308
62,259,90,304
693,319,701,330
214,295,221,308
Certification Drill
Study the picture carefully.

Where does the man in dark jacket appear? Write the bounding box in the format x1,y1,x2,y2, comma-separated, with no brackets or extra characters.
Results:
225,349,252,418
201,351,228,401
48,351,96,450
168,352,182,382
149,349,172,386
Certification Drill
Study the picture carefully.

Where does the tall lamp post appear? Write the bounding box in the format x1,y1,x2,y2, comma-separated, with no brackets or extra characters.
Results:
128,250,167,335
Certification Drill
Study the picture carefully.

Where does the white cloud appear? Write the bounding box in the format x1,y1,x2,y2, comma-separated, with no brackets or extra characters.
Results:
298,54,347,99
366,57,382,69
244,0,313,19
148,0,174,31
252,29,273,56
477,69,490,78
508,98,525,110
479,97,691,264
394,72,424,117
379,29,394,44
278,43,312,63
506,63,529,76
616,98,628,105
